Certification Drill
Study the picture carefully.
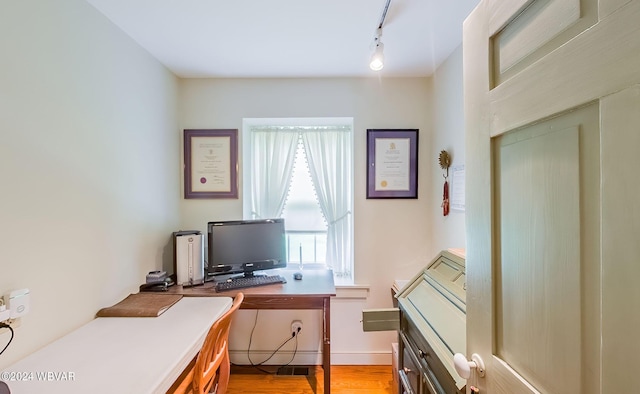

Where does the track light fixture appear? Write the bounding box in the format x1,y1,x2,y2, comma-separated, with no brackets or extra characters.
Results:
369,0,391,72
370,28,384,71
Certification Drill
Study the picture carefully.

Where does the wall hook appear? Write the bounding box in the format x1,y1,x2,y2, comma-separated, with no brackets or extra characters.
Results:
438,150,451,178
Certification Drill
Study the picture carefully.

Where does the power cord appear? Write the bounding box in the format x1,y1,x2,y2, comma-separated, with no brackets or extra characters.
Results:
246,311,300,374
0,323,14,355
281,333,299,367
246,310,272,374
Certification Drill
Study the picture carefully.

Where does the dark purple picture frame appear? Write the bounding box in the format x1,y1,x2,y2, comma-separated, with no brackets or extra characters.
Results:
184,129,238,199
366,129,419,199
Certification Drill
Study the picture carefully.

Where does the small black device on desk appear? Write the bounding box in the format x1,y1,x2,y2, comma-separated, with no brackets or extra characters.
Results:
140,279,175,292
215,274,286,292
140,271,175,292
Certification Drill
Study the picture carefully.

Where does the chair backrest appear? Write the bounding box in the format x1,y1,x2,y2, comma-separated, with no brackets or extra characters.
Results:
192,292,244,394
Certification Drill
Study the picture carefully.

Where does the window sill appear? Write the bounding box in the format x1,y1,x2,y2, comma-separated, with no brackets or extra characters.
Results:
334,283,370,299
286,269,368,299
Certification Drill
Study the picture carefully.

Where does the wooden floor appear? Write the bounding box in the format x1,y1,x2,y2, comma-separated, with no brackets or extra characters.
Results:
226,365,395,394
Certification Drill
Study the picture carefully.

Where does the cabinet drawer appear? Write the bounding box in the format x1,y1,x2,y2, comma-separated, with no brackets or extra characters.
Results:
362,308,399,331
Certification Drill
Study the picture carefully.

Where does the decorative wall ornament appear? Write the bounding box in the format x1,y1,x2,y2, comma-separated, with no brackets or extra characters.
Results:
439,150,451,216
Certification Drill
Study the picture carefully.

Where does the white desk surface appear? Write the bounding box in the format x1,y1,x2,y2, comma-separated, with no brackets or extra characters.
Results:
1,296,232,394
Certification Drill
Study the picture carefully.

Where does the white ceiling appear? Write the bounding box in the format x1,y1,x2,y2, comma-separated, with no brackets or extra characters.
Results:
85,0,480,78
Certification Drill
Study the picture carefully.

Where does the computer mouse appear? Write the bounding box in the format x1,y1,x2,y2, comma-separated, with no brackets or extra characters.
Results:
293,272,303,280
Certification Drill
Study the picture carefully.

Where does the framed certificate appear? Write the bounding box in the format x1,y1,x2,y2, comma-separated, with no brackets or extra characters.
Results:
366,129,418,199
183,129,238,199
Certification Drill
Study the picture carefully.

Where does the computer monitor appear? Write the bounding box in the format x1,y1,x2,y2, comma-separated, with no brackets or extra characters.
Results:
207,218,287,279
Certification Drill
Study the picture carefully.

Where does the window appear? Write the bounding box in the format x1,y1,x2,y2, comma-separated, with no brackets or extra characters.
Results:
282,139,327,267
243,118,353,278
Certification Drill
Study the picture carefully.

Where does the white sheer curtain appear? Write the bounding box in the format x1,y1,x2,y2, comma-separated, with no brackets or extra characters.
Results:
249,127,298,219
301,127,353,277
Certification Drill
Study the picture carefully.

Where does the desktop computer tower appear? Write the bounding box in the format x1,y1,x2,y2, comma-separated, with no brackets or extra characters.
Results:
173,231,205,286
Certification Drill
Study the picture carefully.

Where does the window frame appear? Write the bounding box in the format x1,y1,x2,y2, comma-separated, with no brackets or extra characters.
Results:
242,117,354,279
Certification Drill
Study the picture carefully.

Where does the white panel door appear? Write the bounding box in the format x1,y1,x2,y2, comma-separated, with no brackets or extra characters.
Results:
463,0,640,392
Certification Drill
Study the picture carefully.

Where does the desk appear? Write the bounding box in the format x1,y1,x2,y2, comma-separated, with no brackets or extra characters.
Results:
1,297,232,394
169,269,336,394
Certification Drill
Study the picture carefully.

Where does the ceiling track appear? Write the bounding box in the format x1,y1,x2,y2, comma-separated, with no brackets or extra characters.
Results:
377,0,392,28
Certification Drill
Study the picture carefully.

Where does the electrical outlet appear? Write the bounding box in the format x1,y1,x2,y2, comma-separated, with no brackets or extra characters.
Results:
291,320,303,336
0,305,10,323
8,317,21,328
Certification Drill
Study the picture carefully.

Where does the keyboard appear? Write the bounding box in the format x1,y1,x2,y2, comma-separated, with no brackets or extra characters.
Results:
215,275,287,292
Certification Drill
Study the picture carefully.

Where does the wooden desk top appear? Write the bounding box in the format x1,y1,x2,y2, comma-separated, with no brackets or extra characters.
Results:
2,297,232,394
170,269,336,298
165,269,335,310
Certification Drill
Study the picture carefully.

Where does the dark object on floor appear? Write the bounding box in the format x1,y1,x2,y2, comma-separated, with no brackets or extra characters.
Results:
276,366,310,376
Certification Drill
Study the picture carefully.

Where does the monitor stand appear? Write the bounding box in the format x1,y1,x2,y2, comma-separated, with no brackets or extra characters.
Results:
229,271,266,280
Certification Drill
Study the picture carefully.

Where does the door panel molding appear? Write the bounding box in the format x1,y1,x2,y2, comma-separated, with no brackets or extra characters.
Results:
488,0,640,135
491,0,597,88
490,102,601,393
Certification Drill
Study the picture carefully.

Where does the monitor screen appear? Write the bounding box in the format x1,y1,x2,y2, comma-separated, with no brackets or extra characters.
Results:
207,218,287,278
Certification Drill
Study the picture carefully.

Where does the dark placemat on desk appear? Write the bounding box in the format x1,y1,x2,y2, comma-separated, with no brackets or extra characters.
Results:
96,293,183,318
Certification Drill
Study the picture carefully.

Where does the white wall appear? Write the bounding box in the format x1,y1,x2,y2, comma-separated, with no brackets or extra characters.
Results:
179,77,438,364
428,45,466,256
0,0,179,369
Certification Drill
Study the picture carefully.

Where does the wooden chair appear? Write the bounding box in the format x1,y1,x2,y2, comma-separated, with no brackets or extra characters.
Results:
170,293,244,394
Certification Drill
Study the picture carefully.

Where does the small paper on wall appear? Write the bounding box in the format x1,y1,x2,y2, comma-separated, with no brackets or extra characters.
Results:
450,164,465,212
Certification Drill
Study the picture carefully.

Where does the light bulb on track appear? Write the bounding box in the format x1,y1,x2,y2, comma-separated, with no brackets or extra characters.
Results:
369,41,384,71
